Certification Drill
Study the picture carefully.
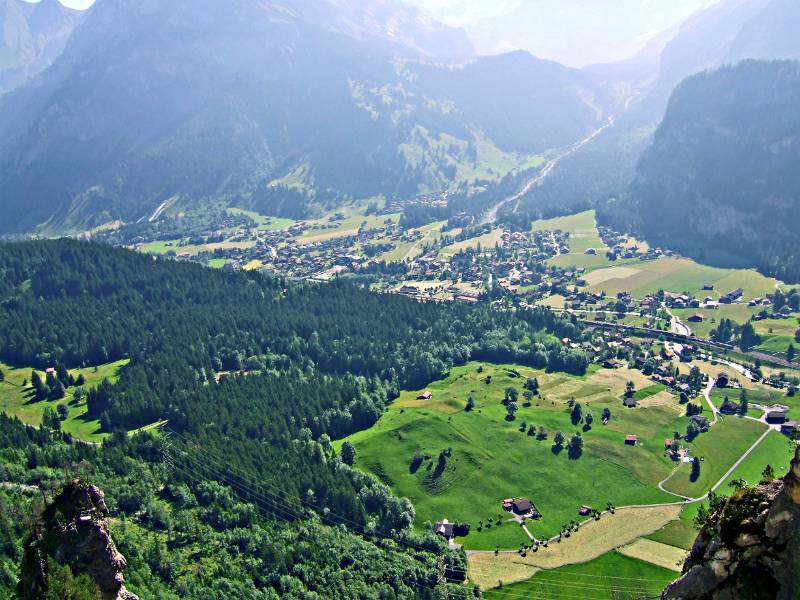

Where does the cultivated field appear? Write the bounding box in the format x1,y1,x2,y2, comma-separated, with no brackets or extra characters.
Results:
470,504,681,590
481,551,677,599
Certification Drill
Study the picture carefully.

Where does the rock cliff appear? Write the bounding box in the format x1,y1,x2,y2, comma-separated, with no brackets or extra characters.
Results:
16,479,138,600
662,445,800,600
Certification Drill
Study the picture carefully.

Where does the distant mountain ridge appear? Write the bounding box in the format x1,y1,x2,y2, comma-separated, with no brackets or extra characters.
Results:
0,0,605,235
0,0,83,95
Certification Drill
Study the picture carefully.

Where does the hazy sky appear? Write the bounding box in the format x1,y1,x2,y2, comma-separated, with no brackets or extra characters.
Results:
21,0,96,9
412,0,723,66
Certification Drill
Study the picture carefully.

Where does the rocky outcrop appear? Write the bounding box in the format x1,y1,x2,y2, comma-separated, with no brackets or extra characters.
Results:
16,479,138,600
662,446,800,600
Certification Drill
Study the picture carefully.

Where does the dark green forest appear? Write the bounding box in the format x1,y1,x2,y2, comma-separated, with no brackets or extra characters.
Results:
0,239,589,597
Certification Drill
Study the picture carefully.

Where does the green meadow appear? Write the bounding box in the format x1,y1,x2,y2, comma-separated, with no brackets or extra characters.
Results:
341,362,692,549
0,359,129,442
483,551,677,600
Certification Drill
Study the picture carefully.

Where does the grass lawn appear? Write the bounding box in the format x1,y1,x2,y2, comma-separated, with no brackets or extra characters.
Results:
207,258,229,269
645,518,699,551
481,549,677,598
139,239,181,254
341,362,685,549
0,359,129,442
227,207,295,231
297,212,400,244
673,305,760,338
439,228,504,258
660,417,766,498
754,316,800,356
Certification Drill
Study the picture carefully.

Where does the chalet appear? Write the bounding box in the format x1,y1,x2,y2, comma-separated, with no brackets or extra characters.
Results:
691,415,710,432
716,373,730,388
603,358,619,369
624,435,638,446
720,288,744,304
664,439,673,448
417,391,433,400
703,284,715,291
433,519,454,539
780,422,800,437
510,498,540,518
687,313,705,323
623,398,637,409
579,505,593,516
766,410,789,424
720,399,740,415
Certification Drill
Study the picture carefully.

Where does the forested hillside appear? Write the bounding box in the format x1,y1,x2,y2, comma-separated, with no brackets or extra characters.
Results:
624,60,800,282
0,0,604,235
0,239,587,537
0,415,462,599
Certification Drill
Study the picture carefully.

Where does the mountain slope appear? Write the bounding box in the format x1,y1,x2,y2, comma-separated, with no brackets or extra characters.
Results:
509,0,800,226
629,60,800,282
0,0,83,95
0,0,603,235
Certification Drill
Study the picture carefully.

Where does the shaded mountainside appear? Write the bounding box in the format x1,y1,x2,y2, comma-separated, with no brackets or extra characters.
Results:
507,0,800,226
17,480,137,600
626,60,800,283
0,0,603,235
0,0,83,95
662,446,800,600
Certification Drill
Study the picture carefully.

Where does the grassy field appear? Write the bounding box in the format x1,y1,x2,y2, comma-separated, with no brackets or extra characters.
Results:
673,305,760,338
0,359,129,442
618,538,687,572
297,210,400,244
482,551,677,599
140,239,256,256
659,417,766,498
227,207,295,231
378,221,448,263
470,504,681,590
645,518,699,551
439,228,504,258
533,211,604,254
754,316,800,356
341,362,688,549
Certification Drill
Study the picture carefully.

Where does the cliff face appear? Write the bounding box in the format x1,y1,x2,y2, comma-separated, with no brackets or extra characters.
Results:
17,480,138,600
663,446,800,600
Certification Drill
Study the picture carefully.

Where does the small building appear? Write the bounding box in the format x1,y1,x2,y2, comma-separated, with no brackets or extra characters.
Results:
603,358,619,369
687,313,705,323
665,438,674,448
623,398,637,409
579,505,593,516
780,422,800,437
512,498,533,515
433,519,454,539
720,399,740,415
625,435,638,446
766,410,789,424
417,391,433,400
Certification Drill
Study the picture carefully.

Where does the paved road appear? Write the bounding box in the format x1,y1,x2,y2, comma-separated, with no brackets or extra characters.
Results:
479,117,615,225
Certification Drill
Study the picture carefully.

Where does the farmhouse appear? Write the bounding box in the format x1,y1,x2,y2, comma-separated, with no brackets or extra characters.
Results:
433,519,454,539
687,313,705,323
417,390,433,400
625,435,638,446
504,497,540,518
720,288,744,304
720,399,740,415
603,358,620,369
780,422,800,437
766,409,789,424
